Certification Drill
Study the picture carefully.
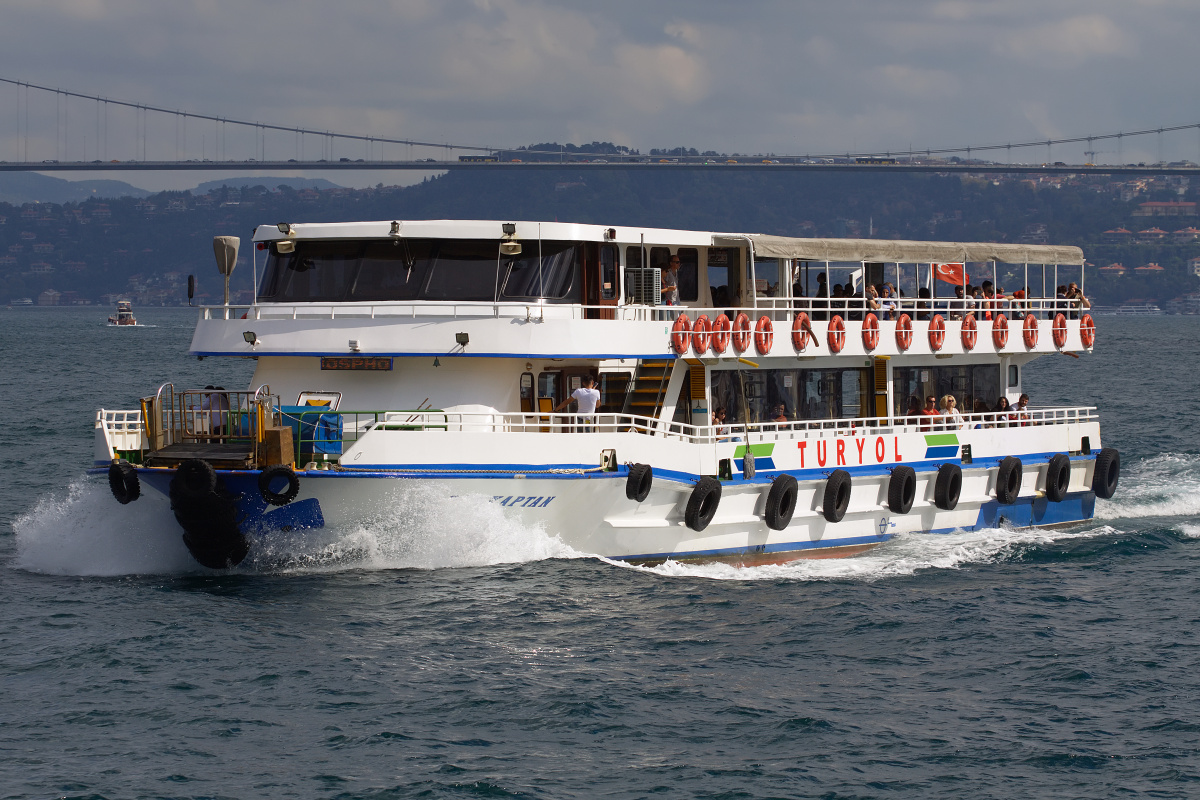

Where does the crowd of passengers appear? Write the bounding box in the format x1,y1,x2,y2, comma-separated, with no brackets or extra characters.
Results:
790,274,1091,322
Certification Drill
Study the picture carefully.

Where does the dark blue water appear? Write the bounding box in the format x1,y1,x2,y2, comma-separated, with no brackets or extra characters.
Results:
4,307,1200,799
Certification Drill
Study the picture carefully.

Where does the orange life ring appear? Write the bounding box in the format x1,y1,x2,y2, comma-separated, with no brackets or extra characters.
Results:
671,313,691,355
895,313,913,351
692,315,711,355
993,313,1009,348
928,314,946,351
862,312,880,350
732,312,751,353
1023,313,1039,348
1079,313,1095,348
754,315,774,355
961,313,977,351
710,314,731,355
791,312,812,352
1051,313,1068,349
828,314,846,353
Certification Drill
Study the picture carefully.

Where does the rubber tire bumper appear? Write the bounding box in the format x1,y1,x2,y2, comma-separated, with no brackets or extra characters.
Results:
176,459,217,499
887,466,916,514
1044,453,1071,503
108,460,140,505
823,469,852,523
685,477,722,532
258,464,300,506
626,464,653,502
1092,448,1120,499
934,464,962,510
996,456,1023,505
764,474,798,531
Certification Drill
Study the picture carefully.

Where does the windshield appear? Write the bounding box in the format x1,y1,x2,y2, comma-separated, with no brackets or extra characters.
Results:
257,238,581,303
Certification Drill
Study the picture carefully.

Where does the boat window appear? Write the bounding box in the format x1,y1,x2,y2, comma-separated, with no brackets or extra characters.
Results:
1009,365,1019,388
893,365,1003,418
677,248,699,303
520,372,534,413
538,371,561,409
599,372,631,413
754,258,787,299
625,245,643,269
258,238,582,303
707,247,741,308
711,367,870,425
500,243,579,300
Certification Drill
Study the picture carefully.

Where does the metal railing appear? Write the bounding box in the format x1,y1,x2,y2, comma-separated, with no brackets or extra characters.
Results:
140,383,280,459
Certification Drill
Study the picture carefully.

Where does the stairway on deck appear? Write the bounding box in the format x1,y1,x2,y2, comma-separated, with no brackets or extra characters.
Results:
623,360,674,426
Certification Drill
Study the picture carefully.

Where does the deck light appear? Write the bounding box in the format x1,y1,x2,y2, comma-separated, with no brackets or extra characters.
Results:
500,223,522,256
455,332,469,348
390,220,400,236
502,223,516,235
277,223,293,235
242,331,259,345
349,339,360,352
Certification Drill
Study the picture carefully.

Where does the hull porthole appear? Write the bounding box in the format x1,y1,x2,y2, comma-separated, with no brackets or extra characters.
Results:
685,477,722,531
764,474,798,531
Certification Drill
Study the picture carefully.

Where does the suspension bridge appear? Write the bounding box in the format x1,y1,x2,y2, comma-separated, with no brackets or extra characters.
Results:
4,77,1200,176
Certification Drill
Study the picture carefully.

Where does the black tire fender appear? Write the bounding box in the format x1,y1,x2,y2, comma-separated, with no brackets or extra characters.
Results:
1092,448,1120,500
258,464,300,506
887,465,916,514
176,459,217,499
108,460,141,505
764,474,798,531
934,463,962,510
822,469,852,523
626,463,653,502
685,477,722,531
996,456,1023,505
1045,453,1071,502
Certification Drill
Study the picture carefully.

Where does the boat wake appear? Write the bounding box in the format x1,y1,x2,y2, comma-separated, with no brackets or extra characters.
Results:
11,479,582,577
605,524,1114,582
1094,453,1200,521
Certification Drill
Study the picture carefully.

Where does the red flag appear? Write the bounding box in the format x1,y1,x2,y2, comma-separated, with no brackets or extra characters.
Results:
933,262,966,285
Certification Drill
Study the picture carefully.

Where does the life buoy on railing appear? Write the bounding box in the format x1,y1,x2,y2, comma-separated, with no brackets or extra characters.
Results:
1079,313,1096,348
671,313,691,355
732,312,751,353
961,313,977,351
754,315,774,355
895,313,913,351
928,314,946,351
791,312,812,352
1051,313,1068,349
1023,313,1039,348
259,464,300,506
710,315,731,355
692,314,711,355
862,312,880,350
993,313,1009,349
828,314,846,353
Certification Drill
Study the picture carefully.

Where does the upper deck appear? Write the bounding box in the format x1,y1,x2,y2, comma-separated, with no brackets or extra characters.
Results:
191,220,1091,360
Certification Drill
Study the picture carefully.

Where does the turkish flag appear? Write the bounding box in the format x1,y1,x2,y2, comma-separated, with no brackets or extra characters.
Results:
933,262,966,285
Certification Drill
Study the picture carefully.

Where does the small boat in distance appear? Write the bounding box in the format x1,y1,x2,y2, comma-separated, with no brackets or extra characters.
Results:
108,300,137,326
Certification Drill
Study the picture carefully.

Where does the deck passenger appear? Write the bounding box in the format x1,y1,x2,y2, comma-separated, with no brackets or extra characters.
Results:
919,395,939,431
813,273,829,320
939,394,965,430
1016,393,1031,426
661,256,681,305
554,375,601,432
994,396,1013,427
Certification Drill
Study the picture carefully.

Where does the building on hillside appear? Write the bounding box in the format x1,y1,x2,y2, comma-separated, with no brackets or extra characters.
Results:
1188,256,1200,277
1165,293,1200,314
1099,263,1127,277
1133,201,1198,217
1134,262,1166,276
1174,227,1200,243
37,290,60,306
1138,227,1168,243
1103,227,1132,243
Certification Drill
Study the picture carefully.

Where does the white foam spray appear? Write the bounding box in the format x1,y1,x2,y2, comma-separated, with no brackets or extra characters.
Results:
1095,453,1200,521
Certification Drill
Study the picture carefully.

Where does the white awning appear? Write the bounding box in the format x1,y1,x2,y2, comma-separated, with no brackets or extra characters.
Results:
717,234,1084,266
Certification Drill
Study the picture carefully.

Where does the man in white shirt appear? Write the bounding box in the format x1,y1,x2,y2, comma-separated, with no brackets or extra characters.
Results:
554,374,601,431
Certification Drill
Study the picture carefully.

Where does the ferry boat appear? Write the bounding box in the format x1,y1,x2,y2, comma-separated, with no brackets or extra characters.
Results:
94,220,1119,569
108,300,137,326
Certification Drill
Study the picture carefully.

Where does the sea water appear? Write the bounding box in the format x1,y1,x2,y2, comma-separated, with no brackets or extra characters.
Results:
3,307,1200,799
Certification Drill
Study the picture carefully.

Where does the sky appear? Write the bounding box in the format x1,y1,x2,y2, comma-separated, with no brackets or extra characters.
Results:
1,0,1199,190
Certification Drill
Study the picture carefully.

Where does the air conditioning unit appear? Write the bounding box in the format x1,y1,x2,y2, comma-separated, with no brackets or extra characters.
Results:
625,268,661,306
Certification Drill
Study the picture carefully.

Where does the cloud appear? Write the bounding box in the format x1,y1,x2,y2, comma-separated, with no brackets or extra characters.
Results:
1001,14,1137,64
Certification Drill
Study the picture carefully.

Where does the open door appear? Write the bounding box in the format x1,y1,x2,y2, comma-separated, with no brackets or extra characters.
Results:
583,243,618,319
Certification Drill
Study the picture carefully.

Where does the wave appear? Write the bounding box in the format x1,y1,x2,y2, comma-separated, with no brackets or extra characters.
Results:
12,479,582,577
608,524,1117,582
1095,453,1200,521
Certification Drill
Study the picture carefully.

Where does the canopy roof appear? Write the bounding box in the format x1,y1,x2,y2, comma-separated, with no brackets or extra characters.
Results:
728,235,1084,266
